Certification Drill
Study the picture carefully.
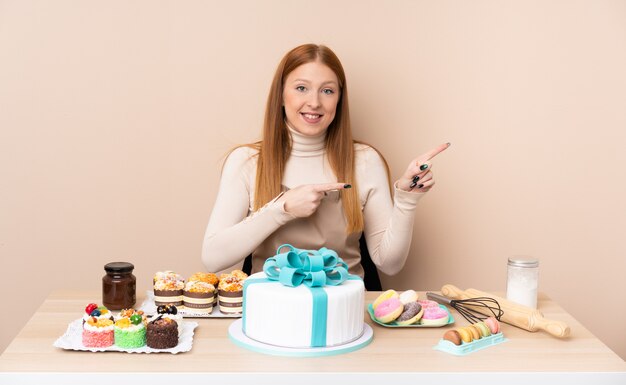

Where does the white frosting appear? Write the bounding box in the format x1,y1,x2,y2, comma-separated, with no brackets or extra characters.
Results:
243,272,364,348
83,323,114,332
82,313,112,322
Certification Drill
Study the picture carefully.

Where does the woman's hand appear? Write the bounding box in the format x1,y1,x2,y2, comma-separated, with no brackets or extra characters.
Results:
397,143,450,192
277,183,351,218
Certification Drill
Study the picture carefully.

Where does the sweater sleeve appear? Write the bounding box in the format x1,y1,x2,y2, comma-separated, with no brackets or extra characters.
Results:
359,147,425,276
201,147,296,272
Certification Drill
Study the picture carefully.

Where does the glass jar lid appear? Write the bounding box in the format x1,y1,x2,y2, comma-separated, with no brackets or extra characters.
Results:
104,262,135,273
508,257,539,268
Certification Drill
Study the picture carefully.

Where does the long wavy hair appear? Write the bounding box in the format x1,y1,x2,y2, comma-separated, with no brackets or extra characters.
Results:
250,44,388,233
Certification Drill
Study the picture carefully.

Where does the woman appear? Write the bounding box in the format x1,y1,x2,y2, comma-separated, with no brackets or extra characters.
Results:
202,44,449,278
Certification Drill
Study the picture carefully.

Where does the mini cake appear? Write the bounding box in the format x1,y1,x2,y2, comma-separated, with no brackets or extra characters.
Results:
155,304,183,337
218,270,247,314
153,271,184,306
183,281,215,314
114,309,146,348
82,317,114,348
146,316,178,349
82,303,114,325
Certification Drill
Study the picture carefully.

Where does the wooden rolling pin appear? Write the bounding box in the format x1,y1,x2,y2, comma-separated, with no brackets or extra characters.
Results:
441,284,570,338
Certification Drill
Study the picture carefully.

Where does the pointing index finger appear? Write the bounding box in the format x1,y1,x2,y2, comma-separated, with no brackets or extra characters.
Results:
313,183,352,193
420,142,451,163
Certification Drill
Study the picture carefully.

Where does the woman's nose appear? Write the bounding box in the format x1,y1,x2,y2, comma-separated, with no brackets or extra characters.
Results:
307,92,321,108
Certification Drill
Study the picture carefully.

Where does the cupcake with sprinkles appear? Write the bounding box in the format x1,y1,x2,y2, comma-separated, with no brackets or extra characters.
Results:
114,309,146,349
217,270,247,314
153,271,184,306
82,316,114,348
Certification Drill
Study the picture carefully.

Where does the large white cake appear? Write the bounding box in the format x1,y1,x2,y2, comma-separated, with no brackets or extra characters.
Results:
242,272,365,348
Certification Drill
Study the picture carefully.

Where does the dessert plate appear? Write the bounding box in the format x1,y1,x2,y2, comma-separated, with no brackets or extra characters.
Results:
228,319,373,357
140,291,241,318
53,319,198,354
367,303,454,327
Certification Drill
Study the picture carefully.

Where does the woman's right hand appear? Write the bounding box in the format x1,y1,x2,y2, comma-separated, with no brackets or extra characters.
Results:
277,183,351,218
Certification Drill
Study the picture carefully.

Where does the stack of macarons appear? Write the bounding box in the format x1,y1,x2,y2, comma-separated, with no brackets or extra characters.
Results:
442,316,500,346
372,289,449,326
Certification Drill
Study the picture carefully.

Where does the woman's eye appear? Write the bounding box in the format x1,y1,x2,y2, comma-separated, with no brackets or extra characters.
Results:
322,88,335,95
296,86,307,92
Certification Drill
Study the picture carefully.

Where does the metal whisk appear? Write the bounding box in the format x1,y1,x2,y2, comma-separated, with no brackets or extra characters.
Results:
426,292,504,324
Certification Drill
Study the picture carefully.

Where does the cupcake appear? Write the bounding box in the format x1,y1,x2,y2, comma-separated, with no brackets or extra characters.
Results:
153,271,184,306
146,316,178,349
82,303,114,325
217,270,248,314
189,272,219,303
183,281,216,314
82,317,114,348
114,309,146,349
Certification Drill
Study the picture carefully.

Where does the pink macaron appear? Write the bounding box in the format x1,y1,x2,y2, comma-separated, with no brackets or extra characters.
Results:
374,298,404,323
484,316,500,334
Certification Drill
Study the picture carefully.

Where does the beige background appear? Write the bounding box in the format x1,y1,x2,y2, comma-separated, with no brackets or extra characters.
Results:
1,0,625,360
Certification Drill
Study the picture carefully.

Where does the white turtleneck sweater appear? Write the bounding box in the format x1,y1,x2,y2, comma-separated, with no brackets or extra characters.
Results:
201,128,425,277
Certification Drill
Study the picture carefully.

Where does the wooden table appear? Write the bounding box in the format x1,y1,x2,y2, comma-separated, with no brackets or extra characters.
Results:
1,290,624,384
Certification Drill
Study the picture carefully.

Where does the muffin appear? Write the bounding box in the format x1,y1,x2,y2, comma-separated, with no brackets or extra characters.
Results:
153,271,184,306
114,309,146,348
217,270,248,314
183,281,216,314
146,316,178,349
82,317,114,348
189,272,219,303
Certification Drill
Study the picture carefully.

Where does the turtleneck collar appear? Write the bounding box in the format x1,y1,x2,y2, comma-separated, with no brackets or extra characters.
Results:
287,123,326,157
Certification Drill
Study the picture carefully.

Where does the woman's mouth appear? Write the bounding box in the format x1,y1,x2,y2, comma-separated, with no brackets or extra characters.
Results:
301,112,323,124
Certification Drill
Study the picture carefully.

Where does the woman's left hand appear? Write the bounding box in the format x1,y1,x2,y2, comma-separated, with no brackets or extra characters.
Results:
397,142,450,192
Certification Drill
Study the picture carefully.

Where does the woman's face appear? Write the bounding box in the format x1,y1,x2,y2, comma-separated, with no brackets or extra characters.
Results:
283,60,340,137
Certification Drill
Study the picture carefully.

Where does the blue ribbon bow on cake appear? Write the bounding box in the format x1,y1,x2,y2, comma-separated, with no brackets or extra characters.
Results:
263,244,350,288
242,244,360,347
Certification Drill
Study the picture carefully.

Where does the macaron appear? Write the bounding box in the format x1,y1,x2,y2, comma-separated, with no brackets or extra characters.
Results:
420,306,449,326
399,290,419,305
457,327,473,343
443,329,462,346
395,302,423,326
467,325,482,340
474,321,492,337
374,298,404,323
484,316,500,334
372,290,399,310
